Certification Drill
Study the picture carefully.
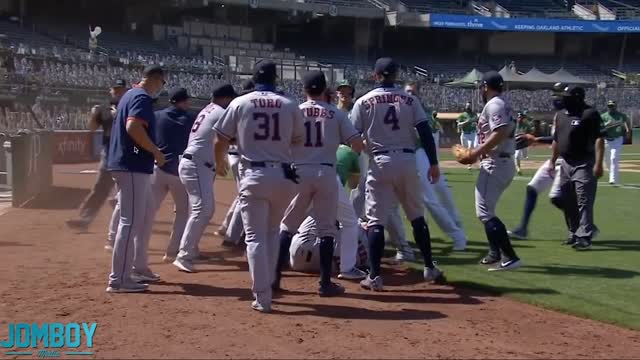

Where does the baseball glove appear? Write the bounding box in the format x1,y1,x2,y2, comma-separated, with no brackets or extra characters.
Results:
452,144,477,165
515,133,535,150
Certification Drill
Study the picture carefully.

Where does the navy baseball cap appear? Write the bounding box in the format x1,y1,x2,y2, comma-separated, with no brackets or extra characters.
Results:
374,57,398,76
169,87,190,103
253,59,277,83
112,79,126,88
302,71,327,92
212,84,238,99
554,84,585,100
482,71,504,91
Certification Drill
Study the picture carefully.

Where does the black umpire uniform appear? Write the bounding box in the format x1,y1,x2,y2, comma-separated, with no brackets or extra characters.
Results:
550,85,605,250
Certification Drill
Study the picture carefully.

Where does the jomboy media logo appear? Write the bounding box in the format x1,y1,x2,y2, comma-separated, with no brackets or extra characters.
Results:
1,322,96,358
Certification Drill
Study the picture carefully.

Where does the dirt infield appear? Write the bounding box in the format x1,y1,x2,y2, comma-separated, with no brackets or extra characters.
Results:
0,164,639,359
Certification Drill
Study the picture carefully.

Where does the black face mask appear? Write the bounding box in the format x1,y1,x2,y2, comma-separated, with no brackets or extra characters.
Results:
564,96,584,114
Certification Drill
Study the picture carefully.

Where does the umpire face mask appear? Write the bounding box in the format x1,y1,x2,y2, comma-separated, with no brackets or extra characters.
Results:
563,95,584,114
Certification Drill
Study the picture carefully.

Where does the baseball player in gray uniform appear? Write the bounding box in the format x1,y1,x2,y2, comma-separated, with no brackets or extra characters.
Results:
352,58,442,291
217,80,255,247
214,60,304,313
172,84,238,273
456,71,521,271
274,71,363,297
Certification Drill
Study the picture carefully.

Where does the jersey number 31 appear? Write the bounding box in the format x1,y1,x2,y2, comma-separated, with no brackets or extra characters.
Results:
253,113,281,141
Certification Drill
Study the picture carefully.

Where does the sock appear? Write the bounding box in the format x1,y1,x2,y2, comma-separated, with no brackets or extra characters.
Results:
486,217,518,260
550,196,564,211
319,236,334,287
411,217,434,269
274,230,293,287
518,186,538,232
367,225,385,279
483,220,501,257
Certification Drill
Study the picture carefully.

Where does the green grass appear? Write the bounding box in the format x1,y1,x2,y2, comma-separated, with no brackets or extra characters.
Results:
401,145,640,330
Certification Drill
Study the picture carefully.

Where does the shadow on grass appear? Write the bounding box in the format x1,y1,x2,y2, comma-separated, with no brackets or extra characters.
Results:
446,280,559,296
518,264,640,279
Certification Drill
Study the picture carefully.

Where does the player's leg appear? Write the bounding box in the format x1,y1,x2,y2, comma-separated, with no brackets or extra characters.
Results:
515,149,522,175
312,172,343,296
108,171,151,293
165,172,190,261
394,157,442,282
175,160,215,272
476,160,519,269
239,181,271,312
68,151,115,230
218,153,242,234
386,204,415,261
571,164,598,250
416,148,466,250
132,169,168,281
609,137,622,185
106,191,120,252
335,176,365,280
510,160,554,239
604,140,612,172
223,197,245,246
361,157,392,291
557,161,580,245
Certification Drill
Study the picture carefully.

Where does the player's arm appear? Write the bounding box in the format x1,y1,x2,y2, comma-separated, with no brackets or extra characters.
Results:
347,150,361,189
339,110,364,153
213,104,239,177
624,114,632,136
126,96,165,165
414,101,440,183
87,105,101,132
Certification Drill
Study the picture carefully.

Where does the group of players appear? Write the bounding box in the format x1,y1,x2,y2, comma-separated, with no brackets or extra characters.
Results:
66,57,630,313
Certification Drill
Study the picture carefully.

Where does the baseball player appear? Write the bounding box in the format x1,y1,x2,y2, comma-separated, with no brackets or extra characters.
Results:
455,71,521,271
430,110,442,149
67,80,127,232
601,100,631,185
514,112,533,175
217,79,255,247
172,84,238,273
457,102,478,170
289,216,368,274
134,87,195,279
214,60,304,313
106,65,167,293
353,58,442,291
274,71,363,297
336,79,355,112
405,82,467,251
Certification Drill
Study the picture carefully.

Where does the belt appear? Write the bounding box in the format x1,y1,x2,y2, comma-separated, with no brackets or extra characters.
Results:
248,161,283,168
481,152,511,160
296,163,334,168
372,149,415,156
182,153,214,169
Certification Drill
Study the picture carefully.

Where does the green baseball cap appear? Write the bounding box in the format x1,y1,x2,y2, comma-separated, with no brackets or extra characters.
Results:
336,79,353,90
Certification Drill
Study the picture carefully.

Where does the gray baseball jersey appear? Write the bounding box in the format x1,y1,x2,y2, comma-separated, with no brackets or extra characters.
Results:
184,103,226,164
214,89,303,307
475,95,516,223
215,91,304,162
351,86,426,226
351,87,427,153
281,100,359,238
293,100,359,165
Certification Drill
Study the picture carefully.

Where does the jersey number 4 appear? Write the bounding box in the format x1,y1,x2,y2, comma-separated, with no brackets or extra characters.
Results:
304,121,323,147
384,106,400,130
253,113,281,141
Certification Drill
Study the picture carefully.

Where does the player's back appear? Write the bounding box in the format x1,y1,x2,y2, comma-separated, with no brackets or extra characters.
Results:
352,87,426,153
229,90,302,163
294,100,358,165
184,103,225,163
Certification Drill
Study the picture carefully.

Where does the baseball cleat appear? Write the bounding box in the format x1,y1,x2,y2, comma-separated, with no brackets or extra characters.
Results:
424,264,444,283
131,271,161,283
251,300,272,313
562,236,577,246
508,228,528,240
573,239,592,251
488,258,522,272
480,253,501,265
338,267,367,280
318,282,346,297
106,282,148,293
173,258,196,273
395,248,415,263
66,219,89,232
214,227,227,237
162,254,176,263
104,243,113,252
192,254,214,264
360,275,384,291
452,240,467,251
